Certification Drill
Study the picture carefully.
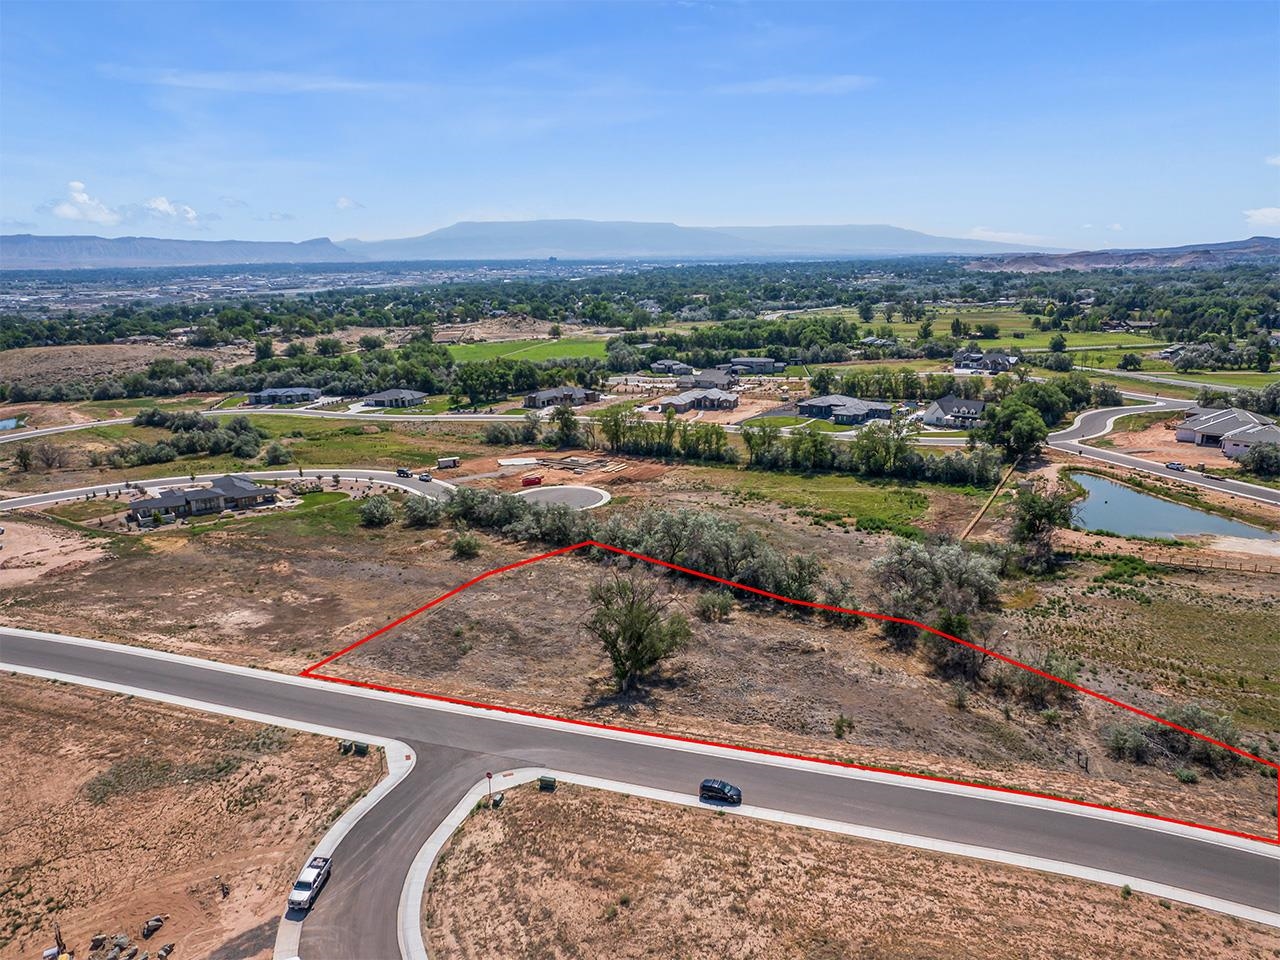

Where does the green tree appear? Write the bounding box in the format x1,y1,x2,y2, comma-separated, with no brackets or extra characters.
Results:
588,573,691,694
1010,481,1078,572
14,444,33,472
550,403,580,447
264,441,293,465
980,399,1048,461
283,340,309,358
358,334,385,351
359,493,395,527
315,337,343,357
254,338,274,361
809,367,836,396
1239,442,1280,477
1117,353,1142,371
1048,333,1068,352
403,494,443,527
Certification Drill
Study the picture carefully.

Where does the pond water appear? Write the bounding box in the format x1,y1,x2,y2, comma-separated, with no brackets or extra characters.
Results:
0,418,20,431
1070,472,1278,541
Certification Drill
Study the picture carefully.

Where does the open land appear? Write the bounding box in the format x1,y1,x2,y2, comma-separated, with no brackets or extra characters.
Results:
423,783,1280,960
0,674,381,960
3,430,1277,838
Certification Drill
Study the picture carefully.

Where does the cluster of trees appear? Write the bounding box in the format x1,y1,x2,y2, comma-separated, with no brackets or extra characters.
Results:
810,366,992,401
596,407,735,464
978,374,1116,461
90,411,268,469
1197,381,1280,417
1171,336,1272,374
1105,705,1244,776
741,418,1004,486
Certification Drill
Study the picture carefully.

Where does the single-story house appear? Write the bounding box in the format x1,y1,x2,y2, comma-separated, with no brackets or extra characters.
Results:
650,359,694,376
128,475,278,522
798,395,892,425
860,336,895,348
953,350,1019,372
656,388,740,414
1175,407,1271,447
1221,423,1280,459
718,356,785,375
677,369,738,390
923,394,988,428
1157,344,1185,360
247,386,322,405
524,385,601,409
363,388,428,408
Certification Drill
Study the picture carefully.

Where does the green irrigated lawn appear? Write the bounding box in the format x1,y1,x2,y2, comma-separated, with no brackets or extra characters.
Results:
1156,371,1280,389
46,498,129,521
680,465,956,535
446,337,608,363
742,415,810,428
803,306,1163,352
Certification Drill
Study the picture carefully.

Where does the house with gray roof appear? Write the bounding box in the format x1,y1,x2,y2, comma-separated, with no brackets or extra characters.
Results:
677,369,738,390
719,356,785,375
128,475,278,523
923,394,988,428
524,385,601,409
1175,407,1271,446
650,358,693,376
656,388,739,414
1221,422,1280,460
363,388,428,408
797,394,893,425
247,386,322,405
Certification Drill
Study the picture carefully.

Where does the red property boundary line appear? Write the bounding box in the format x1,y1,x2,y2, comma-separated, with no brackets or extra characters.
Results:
302,539,1280,845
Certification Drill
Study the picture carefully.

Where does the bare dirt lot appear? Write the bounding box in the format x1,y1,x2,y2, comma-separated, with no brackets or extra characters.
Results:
325,550,1279,838
0,517,108,589
0,674,381,960
424,783,1280,960
0,342,252,391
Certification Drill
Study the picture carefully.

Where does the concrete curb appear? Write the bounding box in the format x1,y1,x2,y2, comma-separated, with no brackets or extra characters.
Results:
402,769,1280,957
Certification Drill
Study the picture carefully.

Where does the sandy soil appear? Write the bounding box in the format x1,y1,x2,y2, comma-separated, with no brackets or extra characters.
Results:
332,554,1277,838
424,783,1280,960
0,674,381,960
430,315,560,343
0,517,107,588
1090,417,1235,467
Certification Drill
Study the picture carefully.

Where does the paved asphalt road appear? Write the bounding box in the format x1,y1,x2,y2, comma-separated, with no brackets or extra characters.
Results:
3,630,1277,960
1047,398,1280,508
0,468,455,511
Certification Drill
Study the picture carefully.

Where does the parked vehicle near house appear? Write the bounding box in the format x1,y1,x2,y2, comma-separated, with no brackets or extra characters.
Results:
287,856,331,911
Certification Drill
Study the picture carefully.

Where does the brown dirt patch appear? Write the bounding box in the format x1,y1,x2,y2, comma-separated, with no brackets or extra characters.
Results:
0,343,252,390
424,783,1280,960
0,517,107,589
0,674,381,960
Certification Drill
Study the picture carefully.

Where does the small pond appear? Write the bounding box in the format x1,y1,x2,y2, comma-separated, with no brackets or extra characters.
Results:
0,418,20,431
1069,472,1278,541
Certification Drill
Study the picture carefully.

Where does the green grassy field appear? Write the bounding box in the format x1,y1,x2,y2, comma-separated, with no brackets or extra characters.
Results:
804,306,1162,352
446,336,608,363
683,465,948,535
1152,371,1280,389
73,395,221,417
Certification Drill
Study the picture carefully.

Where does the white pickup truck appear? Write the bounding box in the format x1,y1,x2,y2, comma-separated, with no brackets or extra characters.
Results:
287,856,331,911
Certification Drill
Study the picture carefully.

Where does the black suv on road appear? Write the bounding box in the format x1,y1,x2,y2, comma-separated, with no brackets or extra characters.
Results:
395,468,412,478
698,778,742,804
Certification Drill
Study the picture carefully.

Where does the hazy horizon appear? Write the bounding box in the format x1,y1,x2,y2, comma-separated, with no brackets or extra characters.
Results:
2,1,1277,250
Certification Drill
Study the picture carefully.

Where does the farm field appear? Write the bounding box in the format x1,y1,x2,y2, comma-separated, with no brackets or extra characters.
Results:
445,336,608,363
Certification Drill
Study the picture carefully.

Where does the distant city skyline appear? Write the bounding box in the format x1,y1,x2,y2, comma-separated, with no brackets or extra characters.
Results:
2,0,1278,250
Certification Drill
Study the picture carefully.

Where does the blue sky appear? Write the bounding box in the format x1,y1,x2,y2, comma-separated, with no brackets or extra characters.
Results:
2,1,1277,249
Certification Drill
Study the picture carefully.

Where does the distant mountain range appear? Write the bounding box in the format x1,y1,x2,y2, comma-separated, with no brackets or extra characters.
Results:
1,220,1052,269
336,219,1058,261
965,236,1280,273
1,221,1275,270
0,234,351,270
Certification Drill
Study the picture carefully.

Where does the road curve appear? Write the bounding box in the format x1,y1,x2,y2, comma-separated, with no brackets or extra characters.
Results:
2,629,1276,960
1047,397,1280,508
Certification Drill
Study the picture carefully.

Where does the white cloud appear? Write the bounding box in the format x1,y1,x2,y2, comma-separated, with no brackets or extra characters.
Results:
966,226,1051,246
145,196,199,224
1244,207,1280,227
336,196,364,210
712,74,875,95
1266,155,1280,167
1107,223,1123,232
104,65,399,94
221,196,249,209
255,211,296,222
52,181,122,226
